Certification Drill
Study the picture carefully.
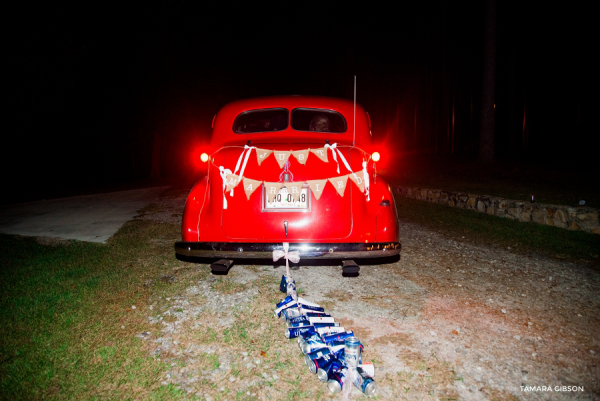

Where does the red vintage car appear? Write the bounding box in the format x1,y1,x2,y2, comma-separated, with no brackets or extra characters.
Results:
175,96,400,273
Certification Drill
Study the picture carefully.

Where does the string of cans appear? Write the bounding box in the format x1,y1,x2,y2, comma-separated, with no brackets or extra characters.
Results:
274,274,378,397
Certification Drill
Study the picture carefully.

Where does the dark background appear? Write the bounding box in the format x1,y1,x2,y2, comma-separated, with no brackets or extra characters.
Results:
5,2,593,202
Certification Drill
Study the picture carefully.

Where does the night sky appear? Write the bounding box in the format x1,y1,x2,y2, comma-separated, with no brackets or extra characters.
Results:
5,2,592,202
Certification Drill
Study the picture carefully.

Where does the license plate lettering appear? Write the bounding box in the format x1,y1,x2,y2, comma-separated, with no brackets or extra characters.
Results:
263,186,311,212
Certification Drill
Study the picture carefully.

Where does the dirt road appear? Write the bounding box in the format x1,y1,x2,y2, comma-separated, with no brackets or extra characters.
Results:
143,192,600,400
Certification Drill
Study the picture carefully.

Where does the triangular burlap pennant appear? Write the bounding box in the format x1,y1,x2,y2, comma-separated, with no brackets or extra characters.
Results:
328,175,349,197
310,147,328,163
225,174,241,192
255,148,273,166
348,173,365,193
284,182,305,202
291,149,309,165
264,182,283,203
243,178,263,200
307,179,327,201
273,151,292,168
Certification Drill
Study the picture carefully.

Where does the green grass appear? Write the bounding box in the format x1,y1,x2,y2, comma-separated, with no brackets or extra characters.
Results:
0,220,182,399
2,181,596,399
395,195,600,263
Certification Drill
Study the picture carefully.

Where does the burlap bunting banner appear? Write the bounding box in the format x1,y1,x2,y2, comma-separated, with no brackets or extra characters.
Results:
291,149,309,165
273,151,292,168
348,173,365,193
310,147,329,163
226,174,364,202
284,182,304,202
255,148,273,166
306,179,328,201
328,174,349,197
225,174,241,192
264,182,284,203
243,178,262,200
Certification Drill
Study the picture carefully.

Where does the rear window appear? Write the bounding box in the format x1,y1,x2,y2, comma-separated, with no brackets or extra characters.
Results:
234,108,289,133
291,108,346,133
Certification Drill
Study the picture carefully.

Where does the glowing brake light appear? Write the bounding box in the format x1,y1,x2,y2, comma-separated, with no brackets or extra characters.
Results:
200,153,209,163
371,152,380,162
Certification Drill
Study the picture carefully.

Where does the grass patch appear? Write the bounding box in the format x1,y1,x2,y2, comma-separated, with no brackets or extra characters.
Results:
211,277,246,295
0,219,194,399
395,195,600,263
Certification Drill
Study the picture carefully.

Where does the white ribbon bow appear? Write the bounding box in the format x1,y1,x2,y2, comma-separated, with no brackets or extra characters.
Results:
219,166,232,209
325,142,355,175
231,145,255,196
272,242,300,278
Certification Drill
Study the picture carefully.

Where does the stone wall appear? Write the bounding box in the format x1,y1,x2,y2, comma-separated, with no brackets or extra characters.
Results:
395,186,600,235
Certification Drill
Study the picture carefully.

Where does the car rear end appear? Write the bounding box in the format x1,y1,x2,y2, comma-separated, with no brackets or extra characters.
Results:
175,96,400,262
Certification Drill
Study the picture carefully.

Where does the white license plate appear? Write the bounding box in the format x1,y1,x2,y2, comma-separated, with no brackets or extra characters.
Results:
263,186,310,211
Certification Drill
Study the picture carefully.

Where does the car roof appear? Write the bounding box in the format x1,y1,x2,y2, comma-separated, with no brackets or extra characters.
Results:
211,95,371,146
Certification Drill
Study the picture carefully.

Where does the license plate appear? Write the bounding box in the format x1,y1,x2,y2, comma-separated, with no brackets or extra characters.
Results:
262,186,311,212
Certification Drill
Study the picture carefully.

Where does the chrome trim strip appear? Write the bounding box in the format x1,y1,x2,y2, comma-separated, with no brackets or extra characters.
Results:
175,241,400,259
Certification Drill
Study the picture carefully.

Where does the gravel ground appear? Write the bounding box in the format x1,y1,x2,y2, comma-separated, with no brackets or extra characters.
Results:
138,189,599,400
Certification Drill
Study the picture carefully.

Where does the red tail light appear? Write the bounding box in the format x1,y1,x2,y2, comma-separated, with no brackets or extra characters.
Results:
200,153,209,163
371,152,380,162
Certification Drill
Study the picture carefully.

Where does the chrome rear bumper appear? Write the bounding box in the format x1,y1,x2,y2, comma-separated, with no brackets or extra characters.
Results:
174,242,400,260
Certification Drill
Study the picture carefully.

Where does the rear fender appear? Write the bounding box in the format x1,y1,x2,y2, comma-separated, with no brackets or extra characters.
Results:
369,179,399,242
181,176,209,241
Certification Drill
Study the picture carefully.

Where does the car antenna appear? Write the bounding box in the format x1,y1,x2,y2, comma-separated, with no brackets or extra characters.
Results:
353,75,356,146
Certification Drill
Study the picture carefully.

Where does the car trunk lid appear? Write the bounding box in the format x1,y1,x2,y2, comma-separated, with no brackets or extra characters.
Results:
214,143,365,241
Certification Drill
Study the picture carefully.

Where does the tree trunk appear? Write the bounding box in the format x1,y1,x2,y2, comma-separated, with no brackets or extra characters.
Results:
478,0,497,163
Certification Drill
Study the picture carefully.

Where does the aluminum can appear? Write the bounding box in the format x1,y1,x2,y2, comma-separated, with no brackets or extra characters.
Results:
289,321,339,328
287,315,335,327
330,339,347,348
296,312,330,319
306,349,343,374
279,274,294,293
275,294,293,309
285,326,316,339
353,366,377,396
274,301,296,318
287,316,310,326
298,304,325,313
344,336,361,369
297,297,320,308
317,359,343,382
322,330,354,344
306,346,337,361
297,332,321,349
337,349,363,365
304,311,331,317
308,316,335,324
281,307,302,321
314,322,340,328
297,331,320,346
288,321,311,328
316,326,346,336
301,336,328,354
287,282,296,297
327,367,348,393
358,362,375,377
